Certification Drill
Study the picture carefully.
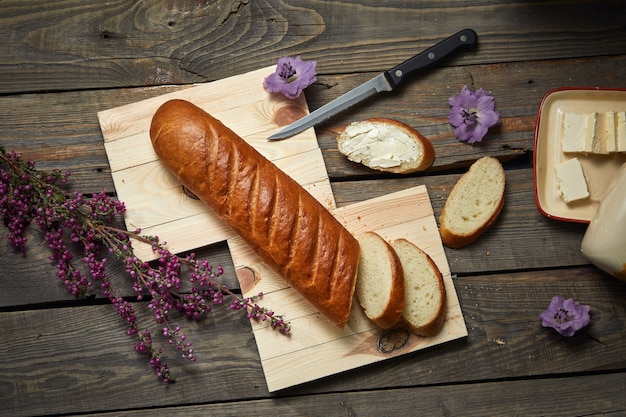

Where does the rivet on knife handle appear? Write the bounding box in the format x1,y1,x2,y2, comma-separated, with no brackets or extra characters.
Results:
384,29,478,87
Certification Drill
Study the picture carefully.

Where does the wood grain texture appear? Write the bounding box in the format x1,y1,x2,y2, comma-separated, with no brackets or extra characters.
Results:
2,0,626,94
0,166,590,307
0,302,268,417
99,70,467,391
313,55,626,179
98,66,330,261
2,1,626,414
0,232,239,308
1,267,624,416
248,185,466,391
3,55,626,194
71,372,626,417
332,167,592,275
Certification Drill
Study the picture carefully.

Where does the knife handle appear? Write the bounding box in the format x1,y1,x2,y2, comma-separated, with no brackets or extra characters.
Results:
384,29,477,87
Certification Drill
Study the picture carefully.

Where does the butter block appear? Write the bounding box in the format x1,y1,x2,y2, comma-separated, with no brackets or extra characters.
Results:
562,112,588,153
604,111,617,153
582,112,597,153
592,112,607,154
617,111,626,152
555,158,589,203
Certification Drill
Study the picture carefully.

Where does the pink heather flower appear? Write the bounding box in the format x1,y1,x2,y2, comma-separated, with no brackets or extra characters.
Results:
0,146,291,382
448,85,500,144
263,56,317,99
540,296,590,337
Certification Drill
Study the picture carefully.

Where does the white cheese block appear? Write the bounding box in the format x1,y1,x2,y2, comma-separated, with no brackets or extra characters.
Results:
561,111,625,154
582,112,596,153
591,112,604,154
617,111,626,152
562,112,588,153
604,111,617,153
555,158,589,203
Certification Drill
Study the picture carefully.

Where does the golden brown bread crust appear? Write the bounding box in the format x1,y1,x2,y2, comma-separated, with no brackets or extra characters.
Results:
149,99,360,327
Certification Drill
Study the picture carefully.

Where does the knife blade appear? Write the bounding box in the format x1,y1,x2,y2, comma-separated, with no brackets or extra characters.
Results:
268,28,477,140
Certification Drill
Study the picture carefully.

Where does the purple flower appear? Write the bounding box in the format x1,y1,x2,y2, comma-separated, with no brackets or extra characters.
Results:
540,296,590,337
263,56,317,99
448,85,500,144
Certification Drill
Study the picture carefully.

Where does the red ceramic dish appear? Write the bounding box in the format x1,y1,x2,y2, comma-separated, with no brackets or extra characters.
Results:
533,87,626,223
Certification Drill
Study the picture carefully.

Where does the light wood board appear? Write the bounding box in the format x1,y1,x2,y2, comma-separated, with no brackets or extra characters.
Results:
98,67,467,392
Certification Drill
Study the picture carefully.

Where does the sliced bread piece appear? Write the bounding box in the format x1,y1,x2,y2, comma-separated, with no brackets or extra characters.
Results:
355,231,405,328
390,238,446,337
336,118,435,174
438,156,505,248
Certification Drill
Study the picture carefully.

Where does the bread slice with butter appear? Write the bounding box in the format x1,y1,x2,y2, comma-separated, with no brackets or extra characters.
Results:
336,118,435,174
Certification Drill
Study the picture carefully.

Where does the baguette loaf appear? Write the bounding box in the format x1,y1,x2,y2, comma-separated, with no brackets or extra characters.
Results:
336,118,435,174
390,239,446,337
355,232,404,329
149,99,360,327
438,156,505,248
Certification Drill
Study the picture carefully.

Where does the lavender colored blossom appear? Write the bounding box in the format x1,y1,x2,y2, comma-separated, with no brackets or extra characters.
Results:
448,85,500,144
263,56,317,99
0,146,290,383
540,296,590,337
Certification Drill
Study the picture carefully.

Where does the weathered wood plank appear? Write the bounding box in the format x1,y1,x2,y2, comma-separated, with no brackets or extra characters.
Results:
79,372,626,417
0,85,187,193
3,55,626,195
2,2,625,416
1,0,625,94
314,54,626,179
0,230,239,308
286,266,626,394
1,267,624,416
0,302,269,417
0,165,590,308
332,166,591,275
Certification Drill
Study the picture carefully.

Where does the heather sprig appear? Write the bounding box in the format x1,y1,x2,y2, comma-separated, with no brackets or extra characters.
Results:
0,146,290,383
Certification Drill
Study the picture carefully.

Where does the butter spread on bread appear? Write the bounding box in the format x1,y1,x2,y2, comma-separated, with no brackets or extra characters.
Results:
149,99,360,327
438,156,505,248
336,118,435,174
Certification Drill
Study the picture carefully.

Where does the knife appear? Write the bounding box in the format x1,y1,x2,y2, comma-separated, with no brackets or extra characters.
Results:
268,28,477,140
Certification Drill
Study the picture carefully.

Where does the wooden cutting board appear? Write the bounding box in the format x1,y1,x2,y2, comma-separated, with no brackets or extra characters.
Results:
98,67,467,392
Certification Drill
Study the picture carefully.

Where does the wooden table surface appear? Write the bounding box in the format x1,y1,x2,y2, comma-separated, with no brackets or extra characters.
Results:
2,1,626,416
